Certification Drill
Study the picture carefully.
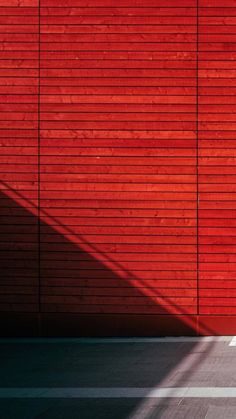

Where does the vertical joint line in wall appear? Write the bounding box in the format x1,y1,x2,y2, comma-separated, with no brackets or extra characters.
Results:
196,0,199,316
38,0,41,313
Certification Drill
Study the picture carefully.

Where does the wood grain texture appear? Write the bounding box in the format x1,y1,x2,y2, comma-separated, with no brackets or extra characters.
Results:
198,0,236,316
0,1,39,314
34,0,198,318
1,0,236,335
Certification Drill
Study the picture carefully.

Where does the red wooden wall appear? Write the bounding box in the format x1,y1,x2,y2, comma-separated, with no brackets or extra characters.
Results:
0,0,236,336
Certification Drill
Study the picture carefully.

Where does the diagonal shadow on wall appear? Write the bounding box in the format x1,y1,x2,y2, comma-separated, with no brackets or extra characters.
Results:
0,186,214,337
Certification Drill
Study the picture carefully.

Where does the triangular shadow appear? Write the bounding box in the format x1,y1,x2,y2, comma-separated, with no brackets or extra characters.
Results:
0,186,213,336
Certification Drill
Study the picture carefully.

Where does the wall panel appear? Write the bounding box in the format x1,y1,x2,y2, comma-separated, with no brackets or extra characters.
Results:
39,0,197,322
0,0,39,315
3,0,236,335
199,0,236,317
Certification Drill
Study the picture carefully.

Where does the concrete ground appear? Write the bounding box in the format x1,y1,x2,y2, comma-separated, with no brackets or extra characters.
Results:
0,337,236,418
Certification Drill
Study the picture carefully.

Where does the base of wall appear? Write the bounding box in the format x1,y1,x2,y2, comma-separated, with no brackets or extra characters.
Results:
1,313,236,336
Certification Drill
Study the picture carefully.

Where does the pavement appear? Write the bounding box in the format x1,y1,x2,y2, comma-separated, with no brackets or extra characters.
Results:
0,337,236,418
